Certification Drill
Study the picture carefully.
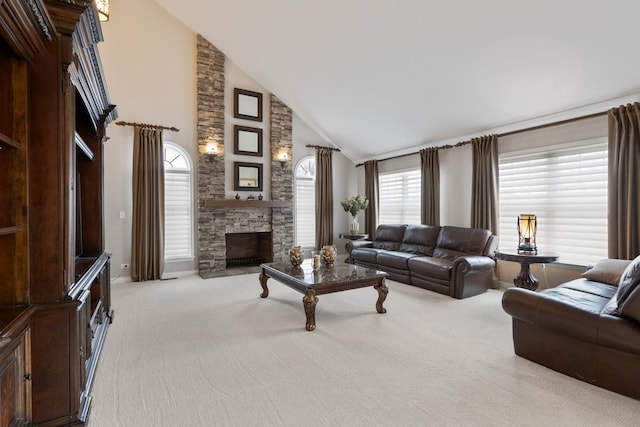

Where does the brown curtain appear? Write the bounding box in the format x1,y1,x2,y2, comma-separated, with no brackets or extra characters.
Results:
471,134,499,234
608,103,640,259
420,147,440,225
364,160,379,237
315,147,334,249
132,127,165,281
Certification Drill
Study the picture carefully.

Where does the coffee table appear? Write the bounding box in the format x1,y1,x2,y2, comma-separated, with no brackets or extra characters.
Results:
259,259,389,331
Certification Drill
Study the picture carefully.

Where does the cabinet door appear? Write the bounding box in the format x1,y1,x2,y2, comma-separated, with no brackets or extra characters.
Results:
0,327,31,426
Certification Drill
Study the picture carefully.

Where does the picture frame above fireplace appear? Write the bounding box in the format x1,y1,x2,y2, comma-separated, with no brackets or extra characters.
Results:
234,88,263,122
234,125,263,157
234,161,263,191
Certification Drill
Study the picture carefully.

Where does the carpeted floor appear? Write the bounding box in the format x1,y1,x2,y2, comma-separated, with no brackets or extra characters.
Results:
88,274,639,426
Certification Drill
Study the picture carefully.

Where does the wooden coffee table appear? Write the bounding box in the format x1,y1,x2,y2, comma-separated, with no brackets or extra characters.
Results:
259,260,389,331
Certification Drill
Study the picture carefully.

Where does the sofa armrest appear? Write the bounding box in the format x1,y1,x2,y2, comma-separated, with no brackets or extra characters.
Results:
346,239,373,255
453,255,495,274
502,287,603,344
450,255,496,298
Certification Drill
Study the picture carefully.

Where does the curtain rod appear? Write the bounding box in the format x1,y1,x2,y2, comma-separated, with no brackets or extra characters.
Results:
306,144,341,152
116,121,180,132
355,110,607,167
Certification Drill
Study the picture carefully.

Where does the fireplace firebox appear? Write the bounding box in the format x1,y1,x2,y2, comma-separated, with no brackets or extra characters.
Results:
225,232,273,267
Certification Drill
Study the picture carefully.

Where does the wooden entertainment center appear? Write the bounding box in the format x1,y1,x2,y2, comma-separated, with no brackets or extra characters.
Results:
0,1,116,425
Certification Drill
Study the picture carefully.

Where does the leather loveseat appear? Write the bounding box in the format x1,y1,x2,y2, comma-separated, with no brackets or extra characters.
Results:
346,224,498,299
502,257,640,399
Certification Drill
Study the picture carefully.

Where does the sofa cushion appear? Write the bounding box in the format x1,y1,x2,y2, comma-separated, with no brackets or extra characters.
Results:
582,258,632,286
377,251,419,270
351,248,383,264
407,256,452,281
432,226,491,260
371,224,406,251
399,224,440,255
603,255,640,320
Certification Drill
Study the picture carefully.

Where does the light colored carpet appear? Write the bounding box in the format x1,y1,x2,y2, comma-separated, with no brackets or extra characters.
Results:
88,274,639,426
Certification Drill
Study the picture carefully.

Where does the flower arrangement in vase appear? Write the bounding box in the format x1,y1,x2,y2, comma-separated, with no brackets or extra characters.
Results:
340,195,369,234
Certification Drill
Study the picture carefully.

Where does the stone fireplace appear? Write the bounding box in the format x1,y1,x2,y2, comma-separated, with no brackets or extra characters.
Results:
196,35,294,278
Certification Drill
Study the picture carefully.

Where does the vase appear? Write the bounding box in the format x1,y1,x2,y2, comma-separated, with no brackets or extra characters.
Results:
289,246,304,267
349,216,359,234
321,245,337,266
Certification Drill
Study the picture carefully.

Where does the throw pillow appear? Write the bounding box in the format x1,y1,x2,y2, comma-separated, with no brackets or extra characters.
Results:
582,258,632,286
603,255,640,317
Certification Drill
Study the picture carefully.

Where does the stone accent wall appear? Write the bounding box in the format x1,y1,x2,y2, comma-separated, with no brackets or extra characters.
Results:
270,95,294,263
197,36,294,277
197,35,225,276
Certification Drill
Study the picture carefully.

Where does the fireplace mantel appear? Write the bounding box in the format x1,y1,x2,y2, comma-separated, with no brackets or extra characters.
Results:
199,199,291,208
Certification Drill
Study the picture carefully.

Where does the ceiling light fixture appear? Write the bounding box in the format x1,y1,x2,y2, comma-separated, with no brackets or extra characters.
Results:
95,0,110,22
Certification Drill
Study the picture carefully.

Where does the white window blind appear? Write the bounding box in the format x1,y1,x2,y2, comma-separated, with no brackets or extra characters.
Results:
498,139,608,265
164,143,194,260
295,157,315,248
379,169,421,225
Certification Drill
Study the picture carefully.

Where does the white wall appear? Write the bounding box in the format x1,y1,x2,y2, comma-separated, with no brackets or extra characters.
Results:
292,114,356,254
362,146,473,227
100,0,196,279
99,0,355,278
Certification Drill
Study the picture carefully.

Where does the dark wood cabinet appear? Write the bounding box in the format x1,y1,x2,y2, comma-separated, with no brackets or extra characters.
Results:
0,1,116,425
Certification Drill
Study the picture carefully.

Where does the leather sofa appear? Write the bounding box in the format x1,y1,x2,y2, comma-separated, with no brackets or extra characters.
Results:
346,224,498,299
502,257,640,399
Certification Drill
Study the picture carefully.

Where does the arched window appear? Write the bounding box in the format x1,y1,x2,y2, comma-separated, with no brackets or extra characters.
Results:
295,156,315,248
163,142,194,260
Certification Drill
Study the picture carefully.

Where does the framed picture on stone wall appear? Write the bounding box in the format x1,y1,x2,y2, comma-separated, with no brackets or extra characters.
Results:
234,88,263,122
234,161,263,191
234,125,263,157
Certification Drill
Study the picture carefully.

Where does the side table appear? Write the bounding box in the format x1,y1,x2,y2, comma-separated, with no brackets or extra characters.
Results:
494,250,559,291
339,233,369,263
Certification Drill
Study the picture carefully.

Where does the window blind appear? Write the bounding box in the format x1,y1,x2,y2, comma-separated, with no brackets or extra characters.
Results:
295,177,315,247
498,139,608,265
379,169,421,225
164,170,193,259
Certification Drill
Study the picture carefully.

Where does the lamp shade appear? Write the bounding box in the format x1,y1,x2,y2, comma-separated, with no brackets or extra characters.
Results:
517,214,537,253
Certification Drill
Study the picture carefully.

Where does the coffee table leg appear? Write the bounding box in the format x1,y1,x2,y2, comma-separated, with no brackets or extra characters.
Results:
259,271,269,298
374,279,388,314
303,289,318,331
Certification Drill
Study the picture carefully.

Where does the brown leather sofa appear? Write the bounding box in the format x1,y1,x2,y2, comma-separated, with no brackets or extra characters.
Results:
502,256,640,399
347,224,498,299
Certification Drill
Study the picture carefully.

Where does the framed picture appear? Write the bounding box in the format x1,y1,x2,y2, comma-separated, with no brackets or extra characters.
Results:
234,161,263,191
234,125,263,157
234,88,263,122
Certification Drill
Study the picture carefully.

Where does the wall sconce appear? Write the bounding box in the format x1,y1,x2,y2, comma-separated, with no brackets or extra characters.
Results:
278,152,288,168
205,142,219,159
95,0,110,22
517,214,537,254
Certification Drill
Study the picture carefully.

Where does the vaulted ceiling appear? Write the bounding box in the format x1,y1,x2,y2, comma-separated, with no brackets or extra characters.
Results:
156,0,640,163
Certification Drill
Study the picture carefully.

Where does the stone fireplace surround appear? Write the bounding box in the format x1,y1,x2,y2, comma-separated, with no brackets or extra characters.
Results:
196,36,294,278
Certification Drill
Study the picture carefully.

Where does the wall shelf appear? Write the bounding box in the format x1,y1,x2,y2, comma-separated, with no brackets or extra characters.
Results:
199,199,291,208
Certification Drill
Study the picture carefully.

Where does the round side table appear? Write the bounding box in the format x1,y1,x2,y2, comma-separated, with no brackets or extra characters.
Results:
494,250,559,291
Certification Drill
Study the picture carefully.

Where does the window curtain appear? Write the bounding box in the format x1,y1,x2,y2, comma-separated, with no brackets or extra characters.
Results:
608,103,640,259
420,147,440,225
364,160,379,237
471,134,499,234
131,127,165,281
315,147,334,249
